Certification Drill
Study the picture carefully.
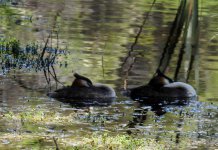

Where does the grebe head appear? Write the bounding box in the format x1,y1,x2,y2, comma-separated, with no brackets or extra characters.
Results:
148,70,173,88
72,73,93,87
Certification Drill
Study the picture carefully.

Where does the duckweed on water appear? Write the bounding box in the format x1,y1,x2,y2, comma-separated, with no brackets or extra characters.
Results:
0,108,168,149
2,107,78,126
70,134,168,150
0,106,216,149
0,132,168,150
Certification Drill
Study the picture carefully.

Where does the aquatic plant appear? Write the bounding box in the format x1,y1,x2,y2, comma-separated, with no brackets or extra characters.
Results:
0,36,68,88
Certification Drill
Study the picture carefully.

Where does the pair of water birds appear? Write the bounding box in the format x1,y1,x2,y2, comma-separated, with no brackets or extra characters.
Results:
48,71,197,100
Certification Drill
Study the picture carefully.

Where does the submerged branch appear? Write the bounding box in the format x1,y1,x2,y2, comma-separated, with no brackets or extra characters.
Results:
122,0,156,89
122,0,156,70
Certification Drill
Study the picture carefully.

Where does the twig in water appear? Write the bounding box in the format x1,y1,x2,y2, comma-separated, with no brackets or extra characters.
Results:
40,33,51,61
53,137,59,150
121,0,156,89
122,0,156,69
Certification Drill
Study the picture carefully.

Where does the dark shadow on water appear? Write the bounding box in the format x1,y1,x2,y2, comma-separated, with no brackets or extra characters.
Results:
53,97,116,108
133,96,197,106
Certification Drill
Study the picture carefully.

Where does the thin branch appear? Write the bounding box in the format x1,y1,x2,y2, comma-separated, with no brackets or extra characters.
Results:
122,0,156,68
121,0,156,89
53,137,59,150
49,65,65,86
40,33,51,61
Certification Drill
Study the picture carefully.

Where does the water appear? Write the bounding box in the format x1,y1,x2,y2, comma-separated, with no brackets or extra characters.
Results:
0,0,218,149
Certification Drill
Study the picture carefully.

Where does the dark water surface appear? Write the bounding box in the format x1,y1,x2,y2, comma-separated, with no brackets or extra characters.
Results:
0,0,218,149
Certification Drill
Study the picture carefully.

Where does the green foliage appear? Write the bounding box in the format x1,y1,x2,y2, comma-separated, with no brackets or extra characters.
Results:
0,38,20,57
0,37,64,74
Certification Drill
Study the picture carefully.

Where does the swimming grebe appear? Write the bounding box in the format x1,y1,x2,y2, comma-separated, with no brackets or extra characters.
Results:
47,73,116,99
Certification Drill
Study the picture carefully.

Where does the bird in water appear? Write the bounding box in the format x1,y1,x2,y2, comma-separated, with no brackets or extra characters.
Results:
130,70,196,100
47,73,116,99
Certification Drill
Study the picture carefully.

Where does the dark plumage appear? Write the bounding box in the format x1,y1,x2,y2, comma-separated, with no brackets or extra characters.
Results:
130,71,196,100
47,73,116,99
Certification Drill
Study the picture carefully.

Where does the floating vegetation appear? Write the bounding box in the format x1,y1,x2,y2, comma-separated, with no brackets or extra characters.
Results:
70,133,168,150
0,132,168,149
0,98,217,149
0,107,169,149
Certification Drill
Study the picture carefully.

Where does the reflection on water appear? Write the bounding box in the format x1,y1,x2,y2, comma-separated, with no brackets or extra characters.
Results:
0,0,218,149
